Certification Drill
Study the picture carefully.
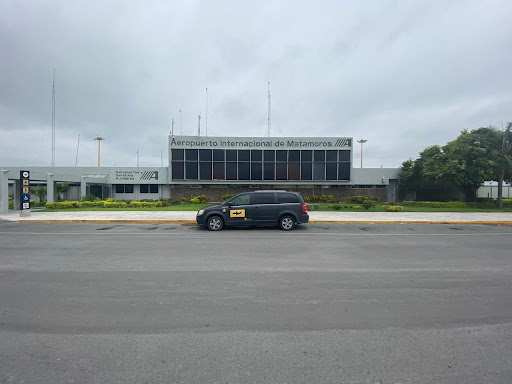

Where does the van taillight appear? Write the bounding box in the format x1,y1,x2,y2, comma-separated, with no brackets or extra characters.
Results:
302,204,307,213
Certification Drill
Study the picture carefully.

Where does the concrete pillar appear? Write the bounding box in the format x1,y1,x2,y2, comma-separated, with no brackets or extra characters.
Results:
0,170,9,213
80,176,87,200
13,179,21,210
47,174,56,203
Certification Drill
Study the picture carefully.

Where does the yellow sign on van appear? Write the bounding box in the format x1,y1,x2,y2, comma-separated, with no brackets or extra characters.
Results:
230,209,245,218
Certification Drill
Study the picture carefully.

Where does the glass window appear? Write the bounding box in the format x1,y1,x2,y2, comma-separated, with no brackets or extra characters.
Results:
276,150,287,162
276,163,287,180
230,193,251,206
140,184,149,193
172,163,184,180
185,149,198,161
326,150,337,162
226,162,237,180
288,163,300,180
338,162,350,180
314,150,325,162
301,150,313,162
171,149,184,161
251,150,262,161
301,163,312,180
277,193,299,204
199,162,212,180
115,185,124,193
313,163,325,180
238,150,250,161
125,184,134,193
150,184,158,193
339,150,351,162
238,162,250,180
288,150,300,162
263,150,275,162
253,192,275,204
263,163,275,180
199,149,212,161
185,162,198,179
213,149,225,161
326,163,337,180
226,150,237,161
251,162,262,180
213,162,225,180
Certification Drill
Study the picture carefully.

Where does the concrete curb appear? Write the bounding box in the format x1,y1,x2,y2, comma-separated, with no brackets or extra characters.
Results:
9,219,512,225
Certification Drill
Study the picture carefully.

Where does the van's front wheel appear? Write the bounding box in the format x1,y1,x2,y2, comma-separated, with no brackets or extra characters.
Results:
207,215,224,231
279,215,295,231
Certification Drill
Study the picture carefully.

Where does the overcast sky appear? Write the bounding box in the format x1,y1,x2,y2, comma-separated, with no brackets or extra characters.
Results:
1,0,511,168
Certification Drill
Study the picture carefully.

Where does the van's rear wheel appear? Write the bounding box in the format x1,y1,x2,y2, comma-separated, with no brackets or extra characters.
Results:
279,215,295,231
207,215,224,231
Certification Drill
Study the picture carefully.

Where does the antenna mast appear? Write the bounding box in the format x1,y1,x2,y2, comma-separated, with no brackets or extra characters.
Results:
180,109,182,135
205,88,208,137
267,81,271,138
197,113,201,136
52,69,56,166
171,117,174,136
75,134,80,167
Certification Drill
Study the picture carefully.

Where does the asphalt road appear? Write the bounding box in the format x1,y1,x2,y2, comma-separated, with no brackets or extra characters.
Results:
1,222,512,384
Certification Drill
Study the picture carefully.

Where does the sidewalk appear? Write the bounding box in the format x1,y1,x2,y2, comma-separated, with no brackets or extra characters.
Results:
1,210,512,224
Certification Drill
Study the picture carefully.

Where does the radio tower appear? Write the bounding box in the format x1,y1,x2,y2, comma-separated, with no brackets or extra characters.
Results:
197,113,201,136
52,69,56,167
267,81,271,137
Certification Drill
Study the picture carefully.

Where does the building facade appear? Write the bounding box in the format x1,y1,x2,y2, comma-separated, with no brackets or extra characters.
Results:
1,136,401,213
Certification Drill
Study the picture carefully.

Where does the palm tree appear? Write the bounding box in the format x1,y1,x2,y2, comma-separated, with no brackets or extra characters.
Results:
56,183,69,201
31,187,47,203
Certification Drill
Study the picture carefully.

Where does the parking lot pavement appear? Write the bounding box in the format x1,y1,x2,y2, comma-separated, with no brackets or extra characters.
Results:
1,209,512,223
1,222,512,383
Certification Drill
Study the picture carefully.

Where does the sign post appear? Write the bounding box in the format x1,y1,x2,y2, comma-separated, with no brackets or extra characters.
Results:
20,170,30,217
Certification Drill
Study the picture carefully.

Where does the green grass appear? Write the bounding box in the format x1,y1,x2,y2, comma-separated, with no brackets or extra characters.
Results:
42,202,512,212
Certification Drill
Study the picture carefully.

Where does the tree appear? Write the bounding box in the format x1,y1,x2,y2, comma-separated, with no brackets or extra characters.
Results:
432,130,499,201
56,183,69,201
399,130,499,202
31,187,47,203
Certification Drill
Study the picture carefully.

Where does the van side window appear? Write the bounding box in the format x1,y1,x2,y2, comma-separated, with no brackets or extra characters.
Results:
277,193,300,203
252,193,276,204
230,194,251,206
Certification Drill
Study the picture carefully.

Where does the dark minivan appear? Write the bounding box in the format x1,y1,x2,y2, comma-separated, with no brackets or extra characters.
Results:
196,190,309,231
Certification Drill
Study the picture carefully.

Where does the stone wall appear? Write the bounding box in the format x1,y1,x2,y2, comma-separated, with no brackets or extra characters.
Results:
170,185,388,203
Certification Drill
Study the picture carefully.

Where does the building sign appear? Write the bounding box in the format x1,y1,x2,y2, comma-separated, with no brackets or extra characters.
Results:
115,170,159,181
169,136,352,150
20,170,30,210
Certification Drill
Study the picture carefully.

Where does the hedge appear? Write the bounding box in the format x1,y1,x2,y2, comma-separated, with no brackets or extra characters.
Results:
402,200,512,209
386,205,404,212
45,200,162,209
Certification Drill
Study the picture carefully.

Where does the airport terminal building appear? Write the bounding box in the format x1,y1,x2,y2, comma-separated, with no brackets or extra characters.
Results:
1,136,400,212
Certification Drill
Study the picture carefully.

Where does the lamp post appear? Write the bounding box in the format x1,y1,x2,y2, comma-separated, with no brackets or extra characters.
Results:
357,139,367,168
93,137,105,167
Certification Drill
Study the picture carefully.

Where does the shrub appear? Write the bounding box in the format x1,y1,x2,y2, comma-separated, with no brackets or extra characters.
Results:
80,200,104,207
103,201,128,208
362,199,377,210
331,204,342,211
180,197,188,203
347,195,377,204
222,193,235,201
160,198,181,206
384,201,395,206
194,194,207,204
189,197,200,204
129,201,163,208
325,195,337,203
386,205,404,212
82,194,99,202
105,198,115,202
306,204,320,211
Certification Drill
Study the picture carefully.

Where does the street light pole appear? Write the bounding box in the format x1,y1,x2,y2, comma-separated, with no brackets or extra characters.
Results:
357,139,367,168
93,137,105,167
